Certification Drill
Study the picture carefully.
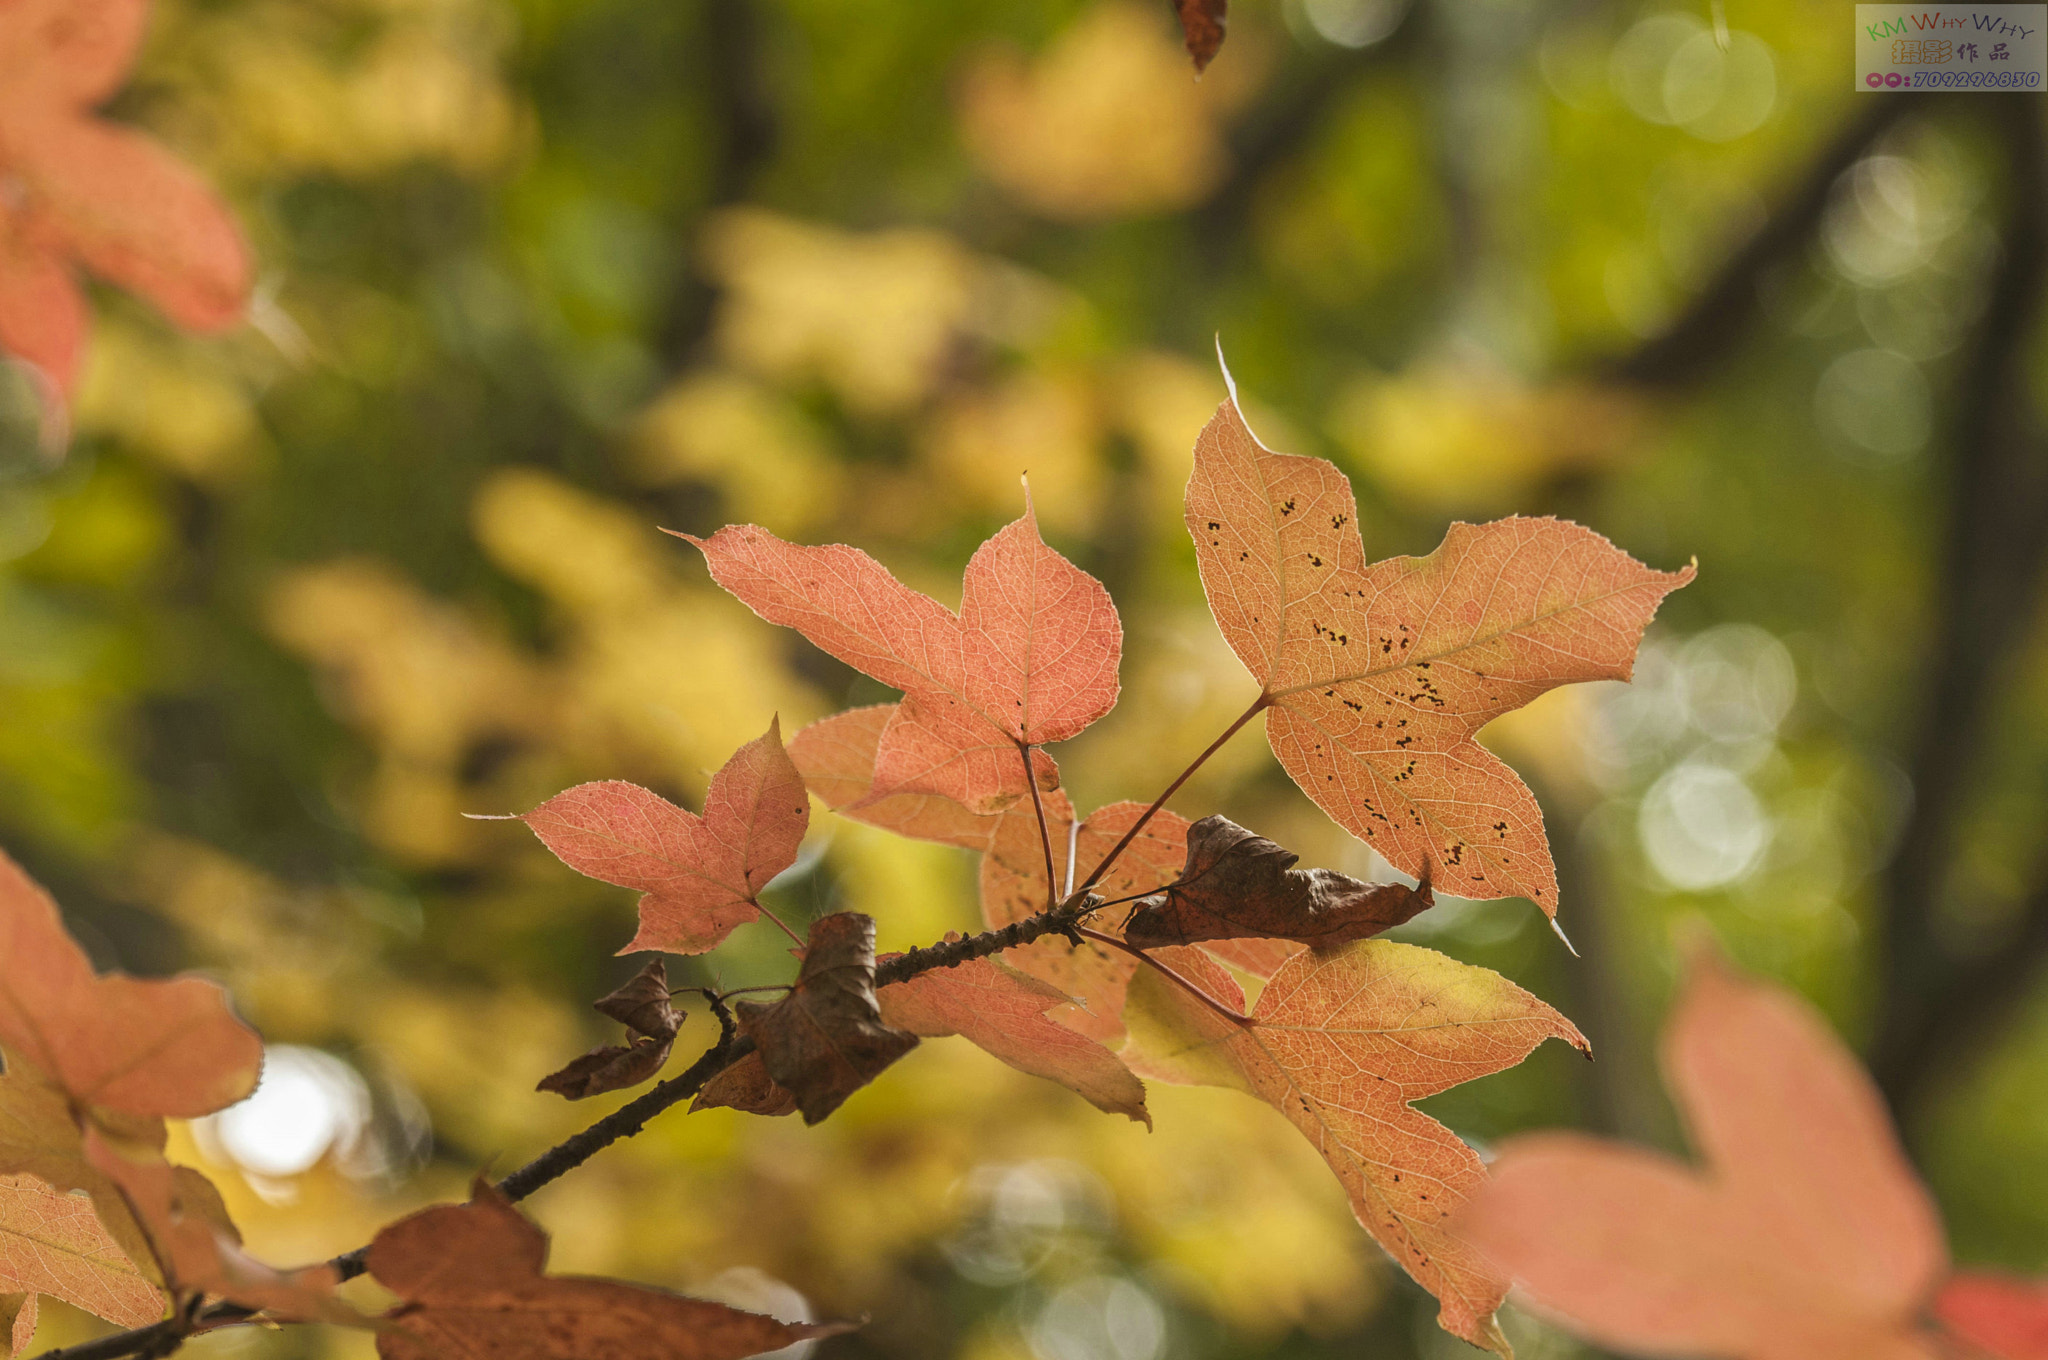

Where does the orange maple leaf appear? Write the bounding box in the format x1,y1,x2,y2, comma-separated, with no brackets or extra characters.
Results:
0,846,261,1120
0,0,251,417
877,951,1149,1125
1125,937,1585,1355
515,717,809,955
681,494,1120,815
1457,949,1953,1360
367,1179,855,1359
1940,1274,2048,1360
83,1129,358,1325
1185,389,1692,910
0,1170,163,1340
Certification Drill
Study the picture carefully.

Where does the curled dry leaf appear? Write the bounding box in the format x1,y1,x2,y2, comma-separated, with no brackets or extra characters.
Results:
692,1052,799,1119
368,1178,855,1359
0,847,262,1120
1125,938,1586,1355
1174,0,1227,72
876,952,1148,1125
1938,1274,2048,1360
537,961,683,1100
518,718,809,955
736,913,918,1124
1456,949,1948,1360
82,1130,356,1324
0,1171,162,1340
683,494,1120,814
1123,813,1433,951
0,0,250,413
1185,391,1692,910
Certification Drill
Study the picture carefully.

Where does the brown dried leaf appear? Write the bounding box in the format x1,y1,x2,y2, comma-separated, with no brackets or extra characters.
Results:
1124,814,1433,951
735,913,917,1124
877,954,1148,1125
1174,0,1227,72
537,962,683,1101
692,1053,799,1119
368,1179,855,1359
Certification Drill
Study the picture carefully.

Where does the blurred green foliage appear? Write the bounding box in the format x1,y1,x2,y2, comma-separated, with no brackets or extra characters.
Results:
4,0,2047,1355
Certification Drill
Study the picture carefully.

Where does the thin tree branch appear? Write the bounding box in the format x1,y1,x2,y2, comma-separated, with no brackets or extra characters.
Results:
33,900,1111,1360
1604,95,1914,389
1073,926,1249,1028
1872,96,2048,1121
1077,693,1268,894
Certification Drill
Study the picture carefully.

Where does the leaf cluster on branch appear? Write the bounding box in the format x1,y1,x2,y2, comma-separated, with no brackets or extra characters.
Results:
3,379,1707,1359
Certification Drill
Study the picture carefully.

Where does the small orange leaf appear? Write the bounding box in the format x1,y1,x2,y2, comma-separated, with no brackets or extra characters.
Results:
367,1179,855,1359
683,496,1119,814
1174,0,1227,71
877,953,1148,1124
519,718,809,955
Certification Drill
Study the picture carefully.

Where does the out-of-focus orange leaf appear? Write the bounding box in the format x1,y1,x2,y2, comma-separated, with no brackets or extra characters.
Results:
877,953,1148,1124
516,718,809,955
0,1171,162,1337
1939,1274,2048,1360
1185,389,1692,910
0,0,250,413
537,962,683,1100
1457,950,1948,1360
1123,813,1432,950
683,496,1120,815
83,1130,356,1323
1127,939,1585,1355
0,847,261,1120
367,1179,855,1359
734,913,917,1125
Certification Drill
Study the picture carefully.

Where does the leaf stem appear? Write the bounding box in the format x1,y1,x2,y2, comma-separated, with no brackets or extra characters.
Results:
1077,693,1269,893
1073,927,1250,1029
1020,741,1061,912
754,901,806,949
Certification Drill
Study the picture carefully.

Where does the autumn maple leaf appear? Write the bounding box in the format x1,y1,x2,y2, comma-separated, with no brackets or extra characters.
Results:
0,846,262,1120
1186,388,1692,910
514,717,810,954
1125,938,1585,1355
0,1170,163,1345
1456,948,1955,1360
368,1179,855,1359
0,0,251,419
681,494,1121,815
536,961,685,1100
